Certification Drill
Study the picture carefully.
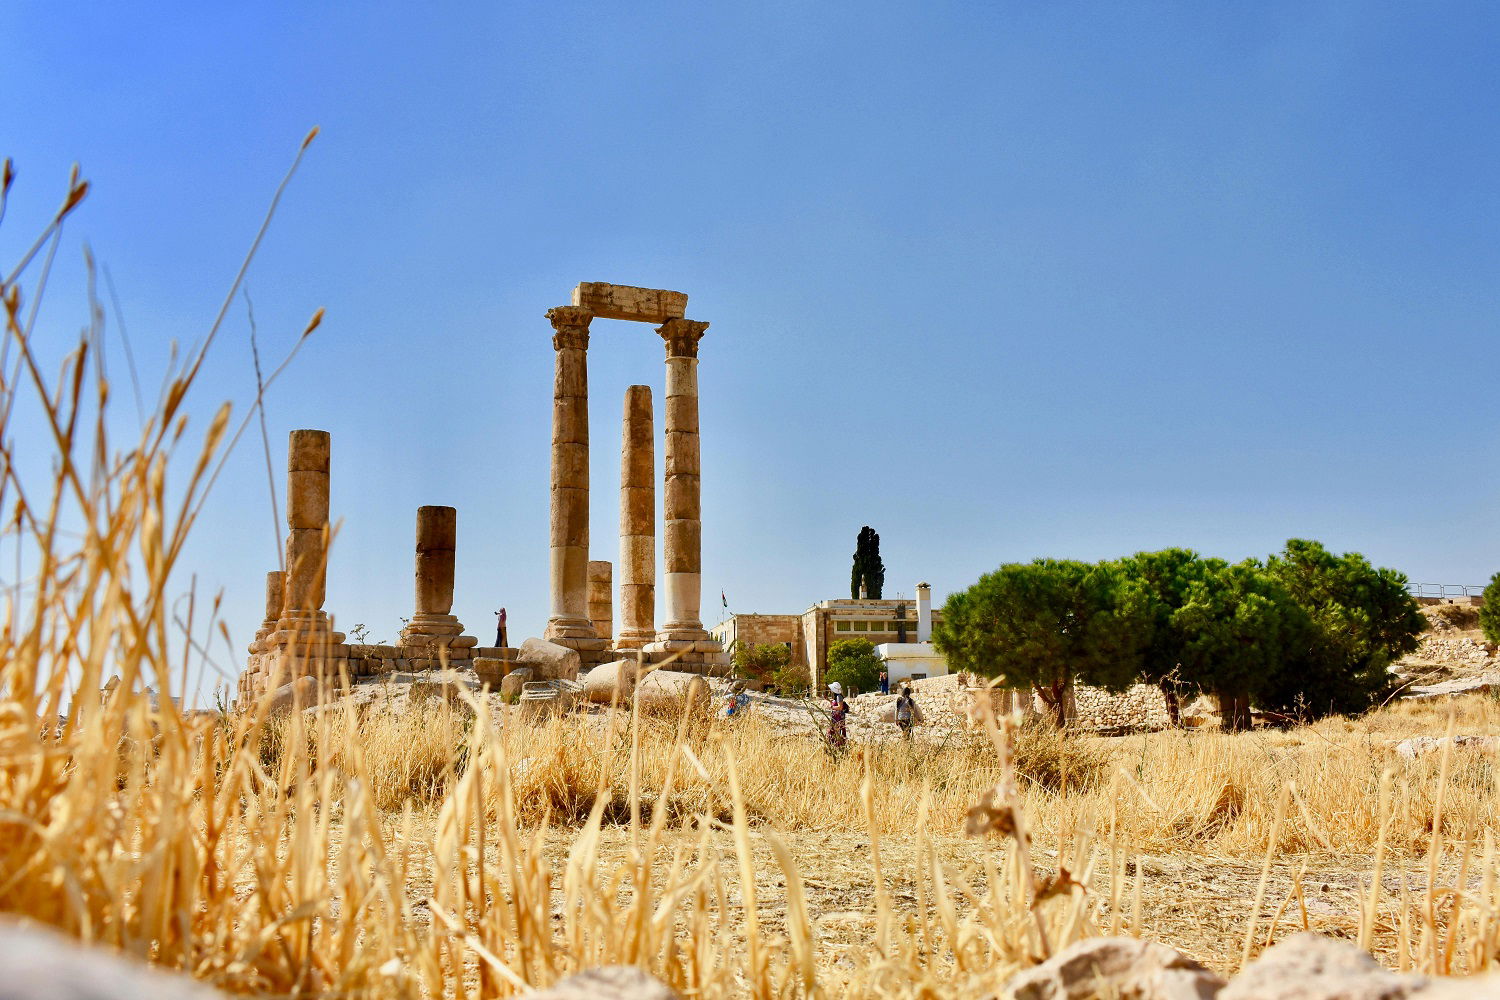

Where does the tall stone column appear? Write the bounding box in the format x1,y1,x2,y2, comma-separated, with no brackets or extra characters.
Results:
587,561,613,645
399,505,477,657
275,429,342,647
656,319,709,641
615,385,655,650
542,306,608,667
645,319,727,674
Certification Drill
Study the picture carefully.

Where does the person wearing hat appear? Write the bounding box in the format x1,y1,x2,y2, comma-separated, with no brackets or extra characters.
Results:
827,681,850,750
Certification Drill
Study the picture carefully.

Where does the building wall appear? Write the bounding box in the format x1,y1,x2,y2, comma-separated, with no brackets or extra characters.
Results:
710,614,804,665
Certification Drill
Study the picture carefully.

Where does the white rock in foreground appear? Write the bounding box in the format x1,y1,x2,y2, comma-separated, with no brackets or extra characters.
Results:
0,921,225,999
1000,937,1223,1000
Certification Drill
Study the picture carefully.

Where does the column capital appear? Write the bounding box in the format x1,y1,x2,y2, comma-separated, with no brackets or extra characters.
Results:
657,318,710,359
547,306,594,351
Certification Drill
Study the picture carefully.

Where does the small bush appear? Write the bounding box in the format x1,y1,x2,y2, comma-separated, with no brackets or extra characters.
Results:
1482,573,1500,643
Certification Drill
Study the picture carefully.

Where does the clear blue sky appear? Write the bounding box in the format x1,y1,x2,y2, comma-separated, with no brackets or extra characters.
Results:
3,3,1497,700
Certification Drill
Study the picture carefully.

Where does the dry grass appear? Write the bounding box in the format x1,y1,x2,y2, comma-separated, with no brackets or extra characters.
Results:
2,160,1499,997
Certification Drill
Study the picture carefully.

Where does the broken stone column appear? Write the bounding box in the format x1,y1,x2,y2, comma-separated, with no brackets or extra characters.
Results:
250,570,284,653
274,429,343,649
645,319,728,674
541,305,609,669
615,385,655,650
587,560,613,645
398,505,477,658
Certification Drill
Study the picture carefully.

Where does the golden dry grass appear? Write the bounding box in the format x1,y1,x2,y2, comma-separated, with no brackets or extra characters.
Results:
2,159,1499,997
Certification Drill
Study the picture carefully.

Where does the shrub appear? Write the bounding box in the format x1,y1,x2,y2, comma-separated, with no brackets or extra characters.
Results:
770,661,812,697
732,642,791,684
825,638,882,693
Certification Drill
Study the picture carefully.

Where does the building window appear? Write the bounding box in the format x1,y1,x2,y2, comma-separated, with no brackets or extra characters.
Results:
835,620,851,632
852,621,868,632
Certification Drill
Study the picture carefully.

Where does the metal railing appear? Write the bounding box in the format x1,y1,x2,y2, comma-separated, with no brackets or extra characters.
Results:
1407,583,1487,600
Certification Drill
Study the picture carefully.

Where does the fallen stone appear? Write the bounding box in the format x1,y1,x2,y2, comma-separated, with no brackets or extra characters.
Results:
1404,673,1500,700
532,964,681,999
266,676,320,713
1000,936,1224,1000
1394,735,1498,760
516,638,581,682
0,920,226,999
635,669,710,714
1220,933,1424,1000
500,668,534,699
583,659,639,704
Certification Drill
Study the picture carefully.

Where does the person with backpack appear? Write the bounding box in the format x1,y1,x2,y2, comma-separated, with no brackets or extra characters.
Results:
827,682,850,751
895,685,916,738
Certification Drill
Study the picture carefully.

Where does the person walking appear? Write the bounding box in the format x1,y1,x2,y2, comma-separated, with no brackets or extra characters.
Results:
879,669,889,695
895,685,916,739
827,682,849,752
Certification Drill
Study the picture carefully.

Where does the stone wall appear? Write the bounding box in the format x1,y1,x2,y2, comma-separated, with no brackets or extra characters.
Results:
1072,682,1172,732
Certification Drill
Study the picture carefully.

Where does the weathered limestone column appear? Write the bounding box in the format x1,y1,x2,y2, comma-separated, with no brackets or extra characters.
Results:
274,430,343,647
587,561,613,645
250,570,285,652
542,306,608,667
657,319,709,641
645,319,727,674
399,505,477,657
615,385,655,650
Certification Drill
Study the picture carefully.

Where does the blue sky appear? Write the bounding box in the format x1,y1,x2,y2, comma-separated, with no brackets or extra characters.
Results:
3,2,1497,699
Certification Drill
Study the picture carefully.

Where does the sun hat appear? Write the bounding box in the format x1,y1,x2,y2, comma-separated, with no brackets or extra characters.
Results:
828,681,842,694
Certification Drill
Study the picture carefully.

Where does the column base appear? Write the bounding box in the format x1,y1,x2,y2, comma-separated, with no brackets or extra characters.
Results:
547,635,614,672
399,613,478,658
613,627,656,651
642,638,731,677
545,615,601,641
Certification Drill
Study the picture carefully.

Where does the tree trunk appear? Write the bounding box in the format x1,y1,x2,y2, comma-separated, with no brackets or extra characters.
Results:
1159,682,1181,727
1216,689,1252,731
1035,681,1074,729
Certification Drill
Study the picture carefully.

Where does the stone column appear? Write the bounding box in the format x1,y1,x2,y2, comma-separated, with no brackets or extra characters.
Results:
542,306,608,667
250,570,285,653
399,505,477,657
655,319,710,643
275,429,342,647
587,560,613,645
615,385,655,650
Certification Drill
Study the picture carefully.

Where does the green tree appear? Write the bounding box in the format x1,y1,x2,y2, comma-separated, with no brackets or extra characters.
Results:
1260,539,1424,721
731,642,791,685
1115,548,1208,724
825,638,883,693
1171,558,1312,730
1481,573,1500,644
850,525,884,599
932,559,1149,727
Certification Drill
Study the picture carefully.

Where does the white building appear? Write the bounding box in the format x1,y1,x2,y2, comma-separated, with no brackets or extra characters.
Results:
873,582,949,684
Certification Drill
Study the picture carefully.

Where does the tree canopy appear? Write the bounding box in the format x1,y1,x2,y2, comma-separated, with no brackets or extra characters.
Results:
931,559,1148,726
937,540,1424,728
825,638,883,693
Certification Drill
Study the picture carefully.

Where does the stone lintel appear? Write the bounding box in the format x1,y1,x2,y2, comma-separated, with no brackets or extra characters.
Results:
572,282,687,324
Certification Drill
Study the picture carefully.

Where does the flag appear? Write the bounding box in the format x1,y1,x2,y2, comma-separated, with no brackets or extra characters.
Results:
721,590,728,609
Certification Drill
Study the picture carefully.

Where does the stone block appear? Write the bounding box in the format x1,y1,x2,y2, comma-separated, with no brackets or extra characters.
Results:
287,428,330,473
0,920,228,1000
500,668,534,699
517,637,581,682
571,282,687,324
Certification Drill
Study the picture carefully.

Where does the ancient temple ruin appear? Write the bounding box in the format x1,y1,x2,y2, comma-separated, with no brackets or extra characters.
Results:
239,282,728,701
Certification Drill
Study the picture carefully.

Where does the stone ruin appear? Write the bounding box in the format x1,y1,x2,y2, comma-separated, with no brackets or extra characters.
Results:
239,283,729,702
